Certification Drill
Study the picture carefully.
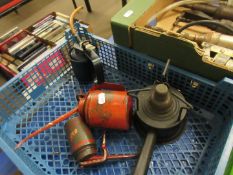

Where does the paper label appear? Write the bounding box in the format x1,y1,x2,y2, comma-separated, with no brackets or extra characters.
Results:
98,93,105,104
123,10,133,17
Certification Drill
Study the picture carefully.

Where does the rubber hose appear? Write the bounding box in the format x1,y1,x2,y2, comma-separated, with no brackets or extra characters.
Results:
69,6,84,42
176,20,233,35
147,0,216,25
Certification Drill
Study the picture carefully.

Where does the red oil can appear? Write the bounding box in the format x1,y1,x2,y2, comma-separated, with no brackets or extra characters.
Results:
78,83,132,130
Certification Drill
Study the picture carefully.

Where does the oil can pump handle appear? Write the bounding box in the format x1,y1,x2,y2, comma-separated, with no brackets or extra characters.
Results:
127,87,151,110
161,59,170,83
82,41,105,84
127,58,171,103
69,7,105,84
133,130,157,175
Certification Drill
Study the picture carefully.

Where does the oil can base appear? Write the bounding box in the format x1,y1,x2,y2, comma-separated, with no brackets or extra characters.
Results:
73,145,97,162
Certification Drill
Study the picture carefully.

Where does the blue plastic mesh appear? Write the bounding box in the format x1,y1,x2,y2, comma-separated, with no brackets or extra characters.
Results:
0,23,232,175
2,67,221,175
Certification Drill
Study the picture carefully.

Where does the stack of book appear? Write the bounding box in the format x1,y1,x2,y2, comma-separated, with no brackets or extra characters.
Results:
0,12,69,79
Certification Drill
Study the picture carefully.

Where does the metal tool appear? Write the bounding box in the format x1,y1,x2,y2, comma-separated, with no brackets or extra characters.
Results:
128,59,192,175
80,131,137,167
201,42,233,70
15,82,132,148
181,32,233,50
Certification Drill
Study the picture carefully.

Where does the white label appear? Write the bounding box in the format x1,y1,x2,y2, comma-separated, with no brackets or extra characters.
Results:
98,93,105,104
123,10,133,17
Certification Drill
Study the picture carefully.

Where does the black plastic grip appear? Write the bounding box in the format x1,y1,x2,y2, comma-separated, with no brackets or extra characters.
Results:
85,50,104,84
133,131,157,175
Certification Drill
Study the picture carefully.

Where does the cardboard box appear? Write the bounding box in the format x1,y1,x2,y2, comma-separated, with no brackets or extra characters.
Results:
111,0,233,81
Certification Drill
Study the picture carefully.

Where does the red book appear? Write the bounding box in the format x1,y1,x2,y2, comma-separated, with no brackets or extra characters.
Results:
0,63,16,77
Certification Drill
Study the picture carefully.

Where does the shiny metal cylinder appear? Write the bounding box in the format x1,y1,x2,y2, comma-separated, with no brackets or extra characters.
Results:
182,32,233,50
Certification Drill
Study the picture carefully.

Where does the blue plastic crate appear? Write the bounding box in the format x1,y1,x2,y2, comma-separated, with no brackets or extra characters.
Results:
0,24,233,175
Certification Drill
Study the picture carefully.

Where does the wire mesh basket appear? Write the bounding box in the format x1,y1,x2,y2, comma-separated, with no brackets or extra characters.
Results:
0,23,232,175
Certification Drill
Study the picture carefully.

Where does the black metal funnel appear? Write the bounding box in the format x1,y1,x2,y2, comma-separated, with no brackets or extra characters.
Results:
128,60,192,175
